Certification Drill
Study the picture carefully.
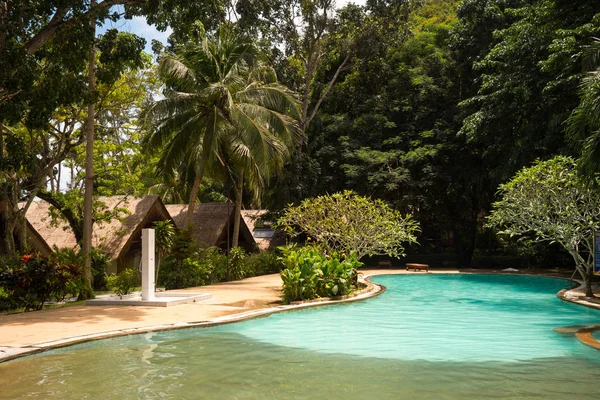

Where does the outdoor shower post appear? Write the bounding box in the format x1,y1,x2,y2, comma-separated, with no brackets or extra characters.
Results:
141,228,155,300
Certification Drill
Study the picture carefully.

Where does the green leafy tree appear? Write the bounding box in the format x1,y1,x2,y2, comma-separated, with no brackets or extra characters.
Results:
487,156,600,297
0,30,148,256
459,0,600,181
279,191,420,259
0,0,227,114
566,40,600,178
144,26,301,231
32,58,161,249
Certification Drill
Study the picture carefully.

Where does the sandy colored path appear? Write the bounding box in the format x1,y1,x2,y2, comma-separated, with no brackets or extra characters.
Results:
0,274,284,348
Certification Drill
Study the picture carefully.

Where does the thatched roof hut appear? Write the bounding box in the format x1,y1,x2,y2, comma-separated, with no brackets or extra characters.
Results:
91,195,174,273
23,200,78,254
23,196,174,274
241,210,286,251
166,203,256,251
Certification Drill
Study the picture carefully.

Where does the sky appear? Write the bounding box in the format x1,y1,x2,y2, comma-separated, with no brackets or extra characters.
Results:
98,16,173,54
98,0,367,54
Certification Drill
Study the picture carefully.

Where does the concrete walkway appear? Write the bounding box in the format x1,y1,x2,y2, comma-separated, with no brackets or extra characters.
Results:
2,267,596,362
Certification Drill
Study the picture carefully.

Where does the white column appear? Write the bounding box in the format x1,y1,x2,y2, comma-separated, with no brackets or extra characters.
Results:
141,228,155,300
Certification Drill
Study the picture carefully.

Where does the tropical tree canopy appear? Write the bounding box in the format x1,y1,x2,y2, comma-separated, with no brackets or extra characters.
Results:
278,191,421,259
567,41,600,179
487,156,600,296
144,25,301,222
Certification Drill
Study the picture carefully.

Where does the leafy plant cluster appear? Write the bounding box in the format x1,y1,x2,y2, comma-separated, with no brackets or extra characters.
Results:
279,191,420,260
279,245,362,304
487,156,600,296
157,231,283,290
0,253,84,312
107,268,141,296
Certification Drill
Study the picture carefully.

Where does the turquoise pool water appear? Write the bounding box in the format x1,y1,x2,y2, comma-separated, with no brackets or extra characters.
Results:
2,274,600,399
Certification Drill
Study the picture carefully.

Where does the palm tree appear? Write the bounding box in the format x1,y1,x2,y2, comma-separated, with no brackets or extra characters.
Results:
144,26,301,228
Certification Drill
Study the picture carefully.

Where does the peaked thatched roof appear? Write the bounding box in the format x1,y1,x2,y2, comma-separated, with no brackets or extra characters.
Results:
241,210,286,251
166,203,256,248
91,195,172,259
24,195,173,260
25,200,78,251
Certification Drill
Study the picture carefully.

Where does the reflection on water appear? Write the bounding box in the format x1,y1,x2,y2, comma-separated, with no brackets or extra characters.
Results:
1,274,599,399
212,274,600,362
2,331,600,399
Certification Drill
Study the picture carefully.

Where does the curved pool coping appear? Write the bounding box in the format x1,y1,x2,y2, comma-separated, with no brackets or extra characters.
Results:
556,281,600,349
2,271,599,363
0,277,387,363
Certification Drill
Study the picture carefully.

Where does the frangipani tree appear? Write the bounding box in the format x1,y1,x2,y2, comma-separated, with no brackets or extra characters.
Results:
487,156,600,297
278,191,420,260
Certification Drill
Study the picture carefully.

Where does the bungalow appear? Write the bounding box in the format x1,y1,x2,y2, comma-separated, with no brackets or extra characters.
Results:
23,195,174,274
20,200,78,255
91,195,174,274
166,203,257,252
241,210,286,251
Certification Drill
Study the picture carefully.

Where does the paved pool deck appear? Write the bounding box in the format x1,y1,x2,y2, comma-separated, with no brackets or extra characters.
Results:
0,267,597,362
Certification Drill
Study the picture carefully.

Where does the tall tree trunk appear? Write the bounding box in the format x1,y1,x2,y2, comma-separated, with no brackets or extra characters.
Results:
70,164,75,190
10,182,25,252
0,126,4,161
15,212,27,252
584,266,595,297
187,163,204,226
82,3,96,297
232,171,244,248
49,165,55,192
1,204,15,255
56,161,61,192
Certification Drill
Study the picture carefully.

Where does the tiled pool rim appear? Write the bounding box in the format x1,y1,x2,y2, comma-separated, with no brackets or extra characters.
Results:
1,271,598,363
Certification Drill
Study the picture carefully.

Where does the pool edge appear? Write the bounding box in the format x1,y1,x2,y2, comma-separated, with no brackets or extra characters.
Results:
4,272,598,363
0,278,387,364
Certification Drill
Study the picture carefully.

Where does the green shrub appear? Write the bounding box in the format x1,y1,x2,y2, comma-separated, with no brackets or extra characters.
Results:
198,246,228,284
315,252,361,298
0,285,17,312
157,239,283,290
244,251,283,277
158,246,227,290
107,268,140,296
90,248,111,291
228,247,247,281
157,229,200,289
0,253,84,311
280,246,362,304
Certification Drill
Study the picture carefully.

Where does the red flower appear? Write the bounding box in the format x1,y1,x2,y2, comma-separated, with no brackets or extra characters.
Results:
20,254,33,263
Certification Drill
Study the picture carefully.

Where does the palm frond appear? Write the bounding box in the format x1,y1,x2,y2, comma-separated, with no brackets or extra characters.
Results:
158,54,199,91
235,84,301,119
145,25,300,207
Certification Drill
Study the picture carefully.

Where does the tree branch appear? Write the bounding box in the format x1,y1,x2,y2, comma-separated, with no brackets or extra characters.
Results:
24,0,144,55
303,51,351,129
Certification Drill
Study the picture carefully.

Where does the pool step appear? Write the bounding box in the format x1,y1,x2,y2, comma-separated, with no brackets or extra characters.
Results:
554,324,600,349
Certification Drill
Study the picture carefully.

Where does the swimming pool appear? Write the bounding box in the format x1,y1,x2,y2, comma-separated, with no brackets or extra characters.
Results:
1,274,599,399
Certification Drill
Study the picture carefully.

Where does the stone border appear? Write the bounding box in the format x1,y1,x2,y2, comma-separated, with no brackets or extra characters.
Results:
557,281,600,310
555,279,600,350
0,278,385,364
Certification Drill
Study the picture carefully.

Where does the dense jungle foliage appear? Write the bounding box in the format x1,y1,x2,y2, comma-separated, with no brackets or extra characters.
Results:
2,0,600,270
